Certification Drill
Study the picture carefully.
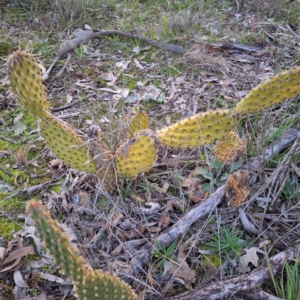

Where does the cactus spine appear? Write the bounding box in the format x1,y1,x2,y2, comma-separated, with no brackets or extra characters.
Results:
7,51,49,118
26,200,140,300
236,67,300,114
40,115,98,173
129,111,149,139
156,109,238,149
7,51,116,191
115,129,157,178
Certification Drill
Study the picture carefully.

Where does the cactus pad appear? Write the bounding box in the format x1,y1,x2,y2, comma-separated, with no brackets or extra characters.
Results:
156,109,238,149
26,200,140,300
40,115,97,173
7,51,49,118
129,111,149,139
115,129,157,178
214,131,245,163
75,270,139,300
26,200,86,283
236,68,300,114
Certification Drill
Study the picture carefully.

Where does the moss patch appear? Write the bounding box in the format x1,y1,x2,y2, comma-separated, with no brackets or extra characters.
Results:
0,194,26,212
0,217,22,239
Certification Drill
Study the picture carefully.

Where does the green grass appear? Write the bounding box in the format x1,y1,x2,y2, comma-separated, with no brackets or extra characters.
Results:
153,241,178,273
205,226,249,260
268,252,300,300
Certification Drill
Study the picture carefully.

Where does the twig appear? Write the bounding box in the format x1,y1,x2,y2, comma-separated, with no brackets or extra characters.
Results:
56,29,186,58
157,127,300,248
286,24,300,39
156,185,225,248
0,166,12,177
125,126,300,287
50,100,81,113
165,243,300,300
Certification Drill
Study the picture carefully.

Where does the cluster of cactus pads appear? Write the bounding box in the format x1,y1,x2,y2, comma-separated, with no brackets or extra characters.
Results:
26,200,140,299
7,51,300,191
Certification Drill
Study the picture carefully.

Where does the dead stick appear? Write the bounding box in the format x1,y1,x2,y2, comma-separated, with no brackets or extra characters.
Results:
127,126,300,275
165,243,300,300
57,29,186,58
157,126,300,249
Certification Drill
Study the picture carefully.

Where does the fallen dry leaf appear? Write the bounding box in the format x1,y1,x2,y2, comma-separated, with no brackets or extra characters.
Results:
237,247,264,274
182,177,200,188
158,208,170,229
125,84,165,104
0,247,6,264
134,58,144,70
111,243,123,256
132,202,161,215
161,181,170,193
13,270,28,288
162,246,196,289
182,178,208,203
33,271,71,285
0,246,36,273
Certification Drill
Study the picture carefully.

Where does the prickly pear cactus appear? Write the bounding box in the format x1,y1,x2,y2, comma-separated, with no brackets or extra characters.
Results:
236,67,300,114
156,110,238,149
75,269,139,300
7,50,300,192
26,200,87,283
40,115,98,174
129,111,149,139
115,129,157,178
26,200,140,300
7,51,49,118
214,131,245,163
7,50,117,191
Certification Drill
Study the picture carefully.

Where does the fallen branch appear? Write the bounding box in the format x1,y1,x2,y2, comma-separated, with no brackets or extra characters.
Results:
44,28,186,80
234,289,284,300
165,243,300,300
57,28,186,58
155,127,300,249
125,126,300,289
156,185,225,248
243,126,300,171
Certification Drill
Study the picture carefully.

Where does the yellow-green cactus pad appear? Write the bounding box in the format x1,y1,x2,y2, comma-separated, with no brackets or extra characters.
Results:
7,51,49,118
156,110,238,149
75,269,140,300
236,67,300,114
115,129,157,178
129,111,149,139
26,200,86,283
40,114,97,173
27,200,140,300
214,131,245,163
